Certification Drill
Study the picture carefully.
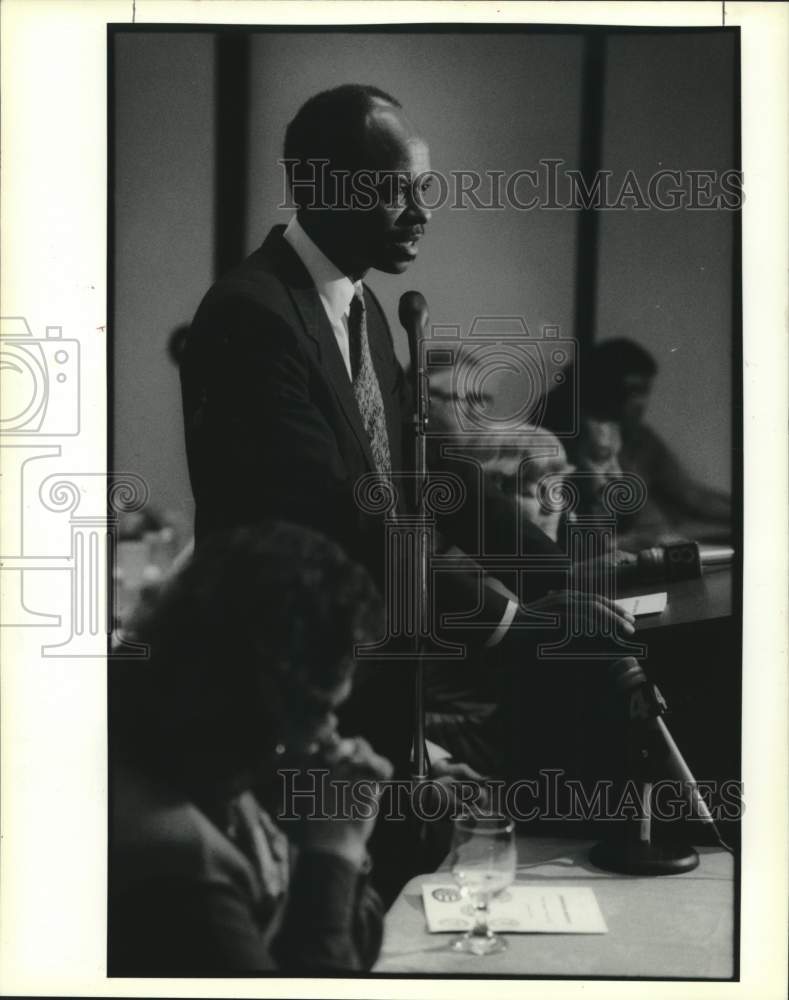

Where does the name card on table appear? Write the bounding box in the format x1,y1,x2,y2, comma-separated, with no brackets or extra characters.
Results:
422,883,608,934
616,592,668,617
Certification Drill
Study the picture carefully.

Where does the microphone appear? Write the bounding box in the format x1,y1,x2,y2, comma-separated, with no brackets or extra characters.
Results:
698,544,736,566
636,541,734,582
590,657,732,874
608,657,724,835
398,290,431,785
398,291,431,440
398,290,429,367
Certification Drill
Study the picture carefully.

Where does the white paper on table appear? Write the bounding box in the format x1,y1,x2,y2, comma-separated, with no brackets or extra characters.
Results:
616,592,668,617
421,883,608,934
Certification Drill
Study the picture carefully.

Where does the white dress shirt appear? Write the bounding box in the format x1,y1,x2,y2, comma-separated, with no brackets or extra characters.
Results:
283,214,359,381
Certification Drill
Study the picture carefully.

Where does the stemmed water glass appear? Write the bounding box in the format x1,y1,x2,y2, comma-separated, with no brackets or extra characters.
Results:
449,813,516,955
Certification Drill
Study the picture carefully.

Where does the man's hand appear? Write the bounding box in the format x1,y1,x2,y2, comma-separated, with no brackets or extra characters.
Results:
283,735,393,870
525,589,636,636
428,757,491,816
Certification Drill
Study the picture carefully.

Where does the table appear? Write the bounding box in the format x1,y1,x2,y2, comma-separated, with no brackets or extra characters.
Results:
619,564,732,633
374,836,734,978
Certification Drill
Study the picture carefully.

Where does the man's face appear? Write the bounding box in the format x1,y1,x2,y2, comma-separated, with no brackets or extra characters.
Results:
484,449,570,544
619,373,653,427
339,105,433,276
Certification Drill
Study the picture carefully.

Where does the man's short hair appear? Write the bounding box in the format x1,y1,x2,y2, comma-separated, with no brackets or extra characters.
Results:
283,83,402,208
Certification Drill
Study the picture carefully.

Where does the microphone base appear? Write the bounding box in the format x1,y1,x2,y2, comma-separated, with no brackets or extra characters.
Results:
590,838,700,876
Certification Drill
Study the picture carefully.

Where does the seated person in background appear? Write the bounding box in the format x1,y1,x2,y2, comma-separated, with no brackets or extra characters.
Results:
423,426,631,775
422,427,569,775
428,420,633,598
109,522,392,975
543,338,732,548
438,427,572,582
572,416,624,518
478,429,569,545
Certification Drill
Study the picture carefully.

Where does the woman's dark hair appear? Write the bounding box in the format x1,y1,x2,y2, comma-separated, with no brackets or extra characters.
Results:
110,522,383,786
283,84,401,208
589,338,658,382
541,338,658,430
581,338,658,420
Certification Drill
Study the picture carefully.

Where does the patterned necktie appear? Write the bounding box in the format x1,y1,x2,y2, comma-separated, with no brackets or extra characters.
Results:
348,288,392,476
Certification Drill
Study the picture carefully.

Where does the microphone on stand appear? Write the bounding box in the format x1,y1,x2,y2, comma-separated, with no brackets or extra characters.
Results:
607,658,719,828
399,292,431,432
590,656,732,875
636,541,734,582
398,291,429,364
398,291,431,785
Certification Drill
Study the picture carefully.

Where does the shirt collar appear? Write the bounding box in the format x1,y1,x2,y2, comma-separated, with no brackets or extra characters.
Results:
283,215,360,325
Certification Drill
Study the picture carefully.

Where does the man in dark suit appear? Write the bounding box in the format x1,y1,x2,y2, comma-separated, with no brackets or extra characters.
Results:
180,85,635,854
182,85,436,551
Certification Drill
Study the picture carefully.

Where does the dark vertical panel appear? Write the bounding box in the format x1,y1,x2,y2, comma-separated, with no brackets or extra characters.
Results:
108,26,116,486
214,34,250,276
573,32,607,357
729,31,743,961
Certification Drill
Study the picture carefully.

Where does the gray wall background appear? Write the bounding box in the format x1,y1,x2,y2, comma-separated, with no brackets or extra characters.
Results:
114,33,215,528
113,30,735,529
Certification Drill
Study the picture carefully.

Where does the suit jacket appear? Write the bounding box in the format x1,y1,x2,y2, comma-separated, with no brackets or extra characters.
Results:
181,225,408,572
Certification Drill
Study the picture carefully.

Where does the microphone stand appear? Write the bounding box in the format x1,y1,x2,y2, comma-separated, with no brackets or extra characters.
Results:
398,292,431,787
590,657,730,875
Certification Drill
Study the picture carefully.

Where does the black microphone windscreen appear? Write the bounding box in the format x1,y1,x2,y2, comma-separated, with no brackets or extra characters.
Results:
399,291,429,369
398,290,428,331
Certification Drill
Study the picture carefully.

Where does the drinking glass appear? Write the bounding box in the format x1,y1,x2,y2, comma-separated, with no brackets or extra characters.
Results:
448,813,516,955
